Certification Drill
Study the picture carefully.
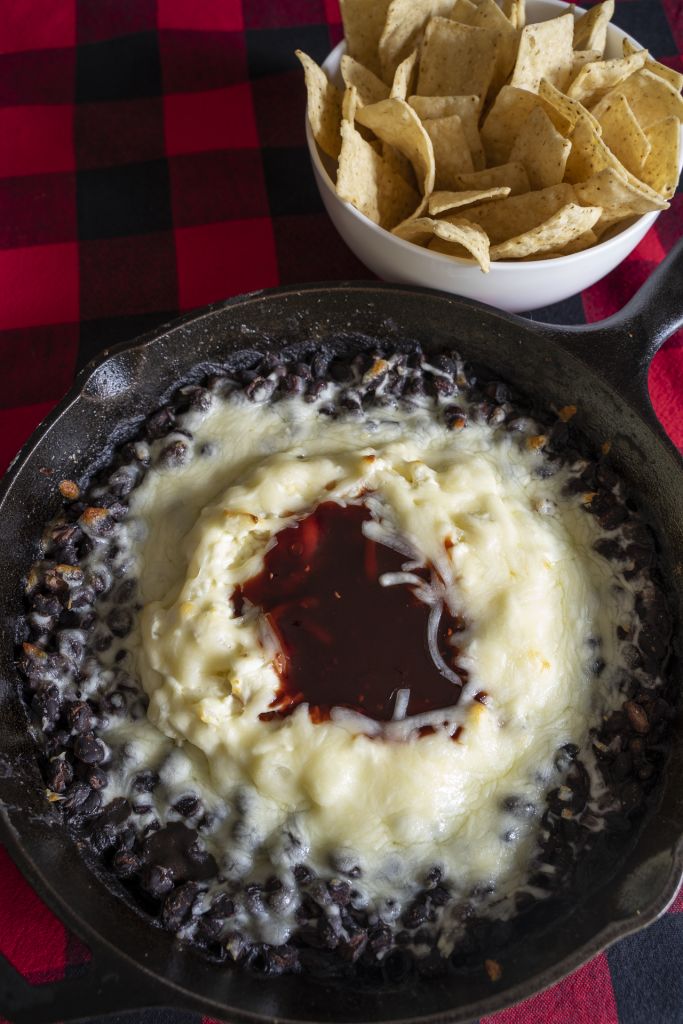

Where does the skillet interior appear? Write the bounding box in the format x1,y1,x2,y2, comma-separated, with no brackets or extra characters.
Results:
0,281,681,1024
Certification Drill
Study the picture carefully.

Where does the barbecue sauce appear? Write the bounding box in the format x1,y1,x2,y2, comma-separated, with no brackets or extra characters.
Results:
239,502,464,722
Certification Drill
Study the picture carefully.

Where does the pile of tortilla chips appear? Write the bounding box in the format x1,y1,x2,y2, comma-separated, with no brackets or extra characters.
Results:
296,0,682,272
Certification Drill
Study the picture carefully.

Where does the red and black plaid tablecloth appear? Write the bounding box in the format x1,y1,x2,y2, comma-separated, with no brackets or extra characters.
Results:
0,2,682,1022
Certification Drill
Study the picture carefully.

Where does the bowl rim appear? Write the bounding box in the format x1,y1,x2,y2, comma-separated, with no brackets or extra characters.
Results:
306,0,668,274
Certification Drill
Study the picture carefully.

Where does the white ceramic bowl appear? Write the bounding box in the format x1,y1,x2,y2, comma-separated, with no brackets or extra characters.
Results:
307,0,676,313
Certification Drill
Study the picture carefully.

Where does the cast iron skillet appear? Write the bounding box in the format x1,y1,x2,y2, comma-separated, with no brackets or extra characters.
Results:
1,242,682,1024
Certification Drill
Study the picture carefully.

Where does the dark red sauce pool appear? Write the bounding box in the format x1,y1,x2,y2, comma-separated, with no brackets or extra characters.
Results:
239,502,464,722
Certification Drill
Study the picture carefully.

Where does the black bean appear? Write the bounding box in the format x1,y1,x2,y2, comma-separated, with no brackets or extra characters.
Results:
209,892,236,919
174,794,201,819
179,385,213,412
67,701,95,734
45,757,73,793
624,700,650,734
62,781,91,811
305,379,328,403
195,915,223,943
106,606,132,638
133,769,159,793
78,508,115,539
140,864,175,898
502,795,536,818
74,732,106,765
146,407,176,440
293,864,315,884
162,881,199,930
245,376,277,403
108,467,138,498
432,375,455,398
79,765,108,790
281,374,305,396
401,899,428,929
44,730,71,758
89,824,118,855
444,405,467,430
428,885,450,907
311,352,330,379
425,865,443,887
114,579,137,604
367,922,392,956
112,849,141,879
288,361,309,381
31,685,61,730
158,439,190,469
340,389,362,414
338,932,367,962
328,879,352,906
33,593,62,617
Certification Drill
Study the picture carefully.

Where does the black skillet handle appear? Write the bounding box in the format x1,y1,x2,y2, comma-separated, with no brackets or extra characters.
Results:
0,948,169,1024
553,237,683,419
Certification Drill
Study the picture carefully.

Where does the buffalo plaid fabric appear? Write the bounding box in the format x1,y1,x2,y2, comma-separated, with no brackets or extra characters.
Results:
0,2,682,1022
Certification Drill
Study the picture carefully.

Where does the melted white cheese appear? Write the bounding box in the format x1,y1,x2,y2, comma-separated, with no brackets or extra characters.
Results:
114,393,631,911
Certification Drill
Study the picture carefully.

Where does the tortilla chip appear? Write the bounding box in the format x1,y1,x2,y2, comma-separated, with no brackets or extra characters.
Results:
339,0,392,77
342,84,359,124
422,114,474,188
538,78,603,135
481,86,570,166
382,142,417,186
640,117,680,199
428,187,511,214
573,0,614,55
509,106,571,189
593,69,683,129
469,0,520,96
393,196,429,232
337,119,420,227
547,228,599,256
564,112,617,182
501,0,525,31
409,94,485,169
567,51,648,108
355,97,436,194
394,216,491,271
448,0,478,24
379,0,455,83
510,13,574,93
596,93,651,175
417,18,498,105
443,183,576,244
573,167,668,215
341,55,390,107
572,50,601,73
453,162,531,196
296,50,342,159
623,39,683,94
391,48,418,99
489,203,602,259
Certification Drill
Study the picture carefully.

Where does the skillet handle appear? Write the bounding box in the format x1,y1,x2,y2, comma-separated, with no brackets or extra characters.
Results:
603,235,683,361
550,238,683,418
0,949,169,1024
